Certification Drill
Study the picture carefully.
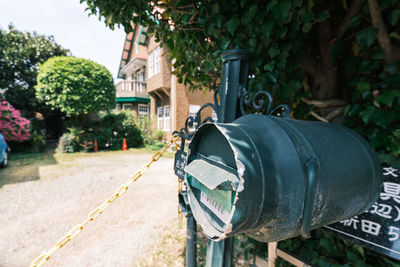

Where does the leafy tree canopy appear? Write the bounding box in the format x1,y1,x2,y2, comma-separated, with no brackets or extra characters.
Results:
82,0,400,160
0,24,69,111
35,56,115,117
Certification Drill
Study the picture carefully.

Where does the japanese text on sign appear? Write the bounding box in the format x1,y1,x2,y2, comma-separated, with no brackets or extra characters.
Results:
325,166,400,260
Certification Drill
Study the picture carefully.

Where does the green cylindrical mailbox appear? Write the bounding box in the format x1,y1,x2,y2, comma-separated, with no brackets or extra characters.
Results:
184,114,382,242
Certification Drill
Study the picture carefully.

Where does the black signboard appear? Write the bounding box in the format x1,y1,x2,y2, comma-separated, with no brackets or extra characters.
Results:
174,150,187,180
324,166,400,260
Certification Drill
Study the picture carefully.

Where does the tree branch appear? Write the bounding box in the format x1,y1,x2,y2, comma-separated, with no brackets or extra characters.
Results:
368,0,400,64
310,111,329,122
301,98,348,108
336,0,364,40
326,107,345,120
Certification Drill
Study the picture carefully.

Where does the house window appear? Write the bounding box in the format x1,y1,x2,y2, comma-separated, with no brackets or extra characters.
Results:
138,104,149,115
138,104,149,119
148,52,154,78
134,70,146,92
189,105,200,131
123,103,134,110
157,106,163,129
155,47,160,74
163,105,170,131
148,47,161,78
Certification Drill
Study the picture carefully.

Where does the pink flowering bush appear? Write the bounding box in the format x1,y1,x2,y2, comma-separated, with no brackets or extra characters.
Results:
0,101,30,141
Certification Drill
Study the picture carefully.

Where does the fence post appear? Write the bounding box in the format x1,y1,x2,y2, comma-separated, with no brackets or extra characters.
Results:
205,48,251,267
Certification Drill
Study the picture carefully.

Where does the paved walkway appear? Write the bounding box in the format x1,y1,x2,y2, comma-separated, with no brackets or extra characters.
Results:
0,152,179,267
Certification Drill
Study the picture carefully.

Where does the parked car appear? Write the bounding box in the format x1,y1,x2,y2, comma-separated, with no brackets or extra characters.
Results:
0,133,9,168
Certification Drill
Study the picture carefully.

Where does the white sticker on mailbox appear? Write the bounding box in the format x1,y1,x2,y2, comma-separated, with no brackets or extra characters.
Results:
200,191,231,222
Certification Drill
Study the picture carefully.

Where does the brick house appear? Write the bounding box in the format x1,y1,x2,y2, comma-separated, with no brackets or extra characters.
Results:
116,24,214,138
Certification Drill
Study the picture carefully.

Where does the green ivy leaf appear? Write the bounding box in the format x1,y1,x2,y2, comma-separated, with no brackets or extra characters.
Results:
276,26,288,39
249,37,257,48
302,23,313,33
215,15,223,28
388,9,400,26
211,3,220,15
226,17,240,36
268,46,280,58
261,21,275,37
264,60,275,71
301,10,315,23
359,106,376,124
182,14,191,25
272,0,292,23
383,73,400,85
265,72,277,83
356,27,379,49
279,82,293,99
373,110,396,128
376,90,399,107
344,104,351,116
242,5,258,25
266,0,278,11
389,32,400,40
317,10,330,22
356,81,370,92
347,15,361,28
385,62,400,74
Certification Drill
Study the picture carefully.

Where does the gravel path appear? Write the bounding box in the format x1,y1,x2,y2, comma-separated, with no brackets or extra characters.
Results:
0,152,179,267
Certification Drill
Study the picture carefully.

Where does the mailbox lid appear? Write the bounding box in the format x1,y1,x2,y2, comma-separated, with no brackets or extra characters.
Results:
185,124,240,238
185,154,239,191
185,122,267,240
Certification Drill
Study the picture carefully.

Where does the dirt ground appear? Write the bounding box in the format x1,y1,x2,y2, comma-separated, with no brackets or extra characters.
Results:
0,150,184,267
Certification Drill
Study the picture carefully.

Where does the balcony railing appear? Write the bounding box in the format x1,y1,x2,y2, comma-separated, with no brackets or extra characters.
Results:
115,80,148,98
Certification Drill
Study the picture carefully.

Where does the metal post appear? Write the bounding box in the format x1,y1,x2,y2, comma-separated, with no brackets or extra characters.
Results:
186,216,197,267
217,48,251,123
205,48,251,267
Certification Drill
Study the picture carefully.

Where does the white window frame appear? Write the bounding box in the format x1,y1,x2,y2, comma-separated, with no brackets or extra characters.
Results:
138,104,149,115
148,51,154,78
155,47,161,75
157,106,163,129
122,103,134,110
163,105,170,131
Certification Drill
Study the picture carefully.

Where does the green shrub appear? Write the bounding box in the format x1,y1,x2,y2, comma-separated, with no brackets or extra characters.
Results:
134,115,163,145
57,111,143,153
57,133,78,153
8,130,46,153
145,141,165,151
7,118,46,153
88,111,143,150
27,131,46,152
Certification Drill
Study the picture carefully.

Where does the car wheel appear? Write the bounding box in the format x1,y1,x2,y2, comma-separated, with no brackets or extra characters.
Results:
0,150,8,168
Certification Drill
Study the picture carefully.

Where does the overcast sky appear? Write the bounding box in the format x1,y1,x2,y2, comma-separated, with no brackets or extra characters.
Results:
0,0,126,80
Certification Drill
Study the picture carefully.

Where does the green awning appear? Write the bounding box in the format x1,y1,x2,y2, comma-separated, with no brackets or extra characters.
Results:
116,97,150,103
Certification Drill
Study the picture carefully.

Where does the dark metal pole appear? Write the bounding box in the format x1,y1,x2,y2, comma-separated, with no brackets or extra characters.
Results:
186,215,197,267
206,48,251,267
217,48,251,123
